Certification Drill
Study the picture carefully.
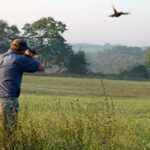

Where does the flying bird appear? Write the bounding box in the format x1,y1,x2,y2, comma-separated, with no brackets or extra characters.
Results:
109,5,130,17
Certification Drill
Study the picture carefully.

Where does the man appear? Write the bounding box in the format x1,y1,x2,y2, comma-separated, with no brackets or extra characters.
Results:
0,39,44,135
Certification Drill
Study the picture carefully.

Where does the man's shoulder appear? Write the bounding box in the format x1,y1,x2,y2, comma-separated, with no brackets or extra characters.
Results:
0,54,2,59
0,50,27,64
16,54,33,62
15,54,26,60
0,50,17,59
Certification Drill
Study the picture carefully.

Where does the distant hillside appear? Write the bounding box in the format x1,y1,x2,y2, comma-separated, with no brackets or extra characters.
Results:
72,43,148,74
86,45,147,74
72,43,113,52
72,43,149,53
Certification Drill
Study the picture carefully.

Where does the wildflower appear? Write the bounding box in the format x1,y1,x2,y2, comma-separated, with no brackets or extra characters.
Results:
100,140,105,145
58,101,62,106
88,114,93,119
52,120,55,124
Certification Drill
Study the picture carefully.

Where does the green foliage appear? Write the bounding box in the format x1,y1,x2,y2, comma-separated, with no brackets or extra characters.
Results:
0,18,87,73
22,17,73,71
0,20,20,53
87,46,146,74
142,48,150,71
0,18,148,76
119,65,149,79
66,51,89,75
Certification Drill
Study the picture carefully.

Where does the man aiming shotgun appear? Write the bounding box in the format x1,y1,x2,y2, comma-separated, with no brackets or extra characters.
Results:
0,39,44,136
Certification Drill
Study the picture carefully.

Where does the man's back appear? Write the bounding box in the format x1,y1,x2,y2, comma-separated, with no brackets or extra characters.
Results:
0,50,39,97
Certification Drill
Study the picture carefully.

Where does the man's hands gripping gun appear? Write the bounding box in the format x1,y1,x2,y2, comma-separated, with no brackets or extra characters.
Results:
25,48,44,71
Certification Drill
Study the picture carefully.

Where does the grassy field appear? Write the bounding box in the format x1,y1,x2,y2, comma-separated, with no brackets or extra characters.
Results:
0,75,150,149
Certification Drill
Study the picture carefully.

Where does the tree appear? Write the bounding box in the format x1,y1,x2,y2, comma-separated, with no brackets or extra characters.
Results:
86,45,146,74
0,20,10,53
54,44,74,72
142,48,150,71
22,17,73,72
119,65,149,78
66,51,89,75
7,25,20,40
0,20,20,53
0,18,90,74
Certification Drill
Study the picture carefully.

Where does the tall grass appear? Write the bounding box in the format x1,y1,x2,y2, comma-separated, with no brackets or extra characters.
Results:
0,100,150,150
0,98,149,149
0,98,114,149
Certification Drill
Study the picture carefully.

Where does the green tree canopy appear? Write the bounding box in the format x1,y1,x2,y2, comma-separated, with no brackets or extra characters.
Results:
0,20,20,53
142,48,150,71
66,51,89,75
0,18,90,74
119,65,149,79
22,17,73,72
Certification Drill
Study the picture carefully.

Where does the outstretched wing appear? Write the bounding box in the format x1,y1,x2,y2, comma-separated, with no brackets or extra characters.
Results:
120,12,131,15
112,5,118,14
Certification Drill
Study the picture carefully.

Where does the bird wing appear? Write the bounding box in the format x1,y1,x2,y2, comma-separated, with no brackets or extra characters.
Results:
120,12,131,15
112,5,118,14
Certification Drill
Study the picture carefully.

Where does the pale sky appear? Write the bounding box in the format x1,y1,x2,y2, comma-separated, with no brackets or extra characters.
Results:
0,0,150,47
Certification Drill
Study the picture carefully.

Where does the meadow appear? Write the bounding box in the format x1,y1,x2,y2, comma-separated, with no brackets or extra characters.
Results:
0,75,150,150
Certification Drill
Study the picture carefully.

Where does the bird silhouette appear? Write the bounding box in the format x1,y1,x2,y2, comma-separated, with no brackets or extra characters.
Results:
109,5,130,17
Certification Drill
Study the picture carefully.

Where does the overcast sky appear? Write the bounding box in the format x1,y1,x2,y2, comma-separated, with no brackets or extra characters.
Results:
0,0,150,47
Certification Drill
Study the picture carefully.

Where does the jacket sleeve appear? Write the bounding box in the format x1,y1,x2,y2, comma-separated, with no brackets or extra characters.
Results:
18,56,39,73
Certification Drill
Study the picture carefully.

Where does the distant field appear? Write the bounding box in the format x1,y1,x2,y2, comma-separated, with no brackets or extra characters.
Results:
1,75,150,149
21,76,150,119
22,75,150,98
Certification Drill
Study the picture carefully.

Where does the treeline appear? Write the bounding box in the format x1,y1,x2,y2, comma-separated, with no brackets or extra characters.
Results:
0,17,150,79
86,46,147,74
0,17,89,75
87,47,150,79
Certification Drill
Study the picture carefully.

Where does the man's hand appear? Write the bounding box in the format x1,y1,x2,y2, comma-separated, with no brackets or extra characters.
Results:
38,62,44,72
24,49,44,71
25,50,34,59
